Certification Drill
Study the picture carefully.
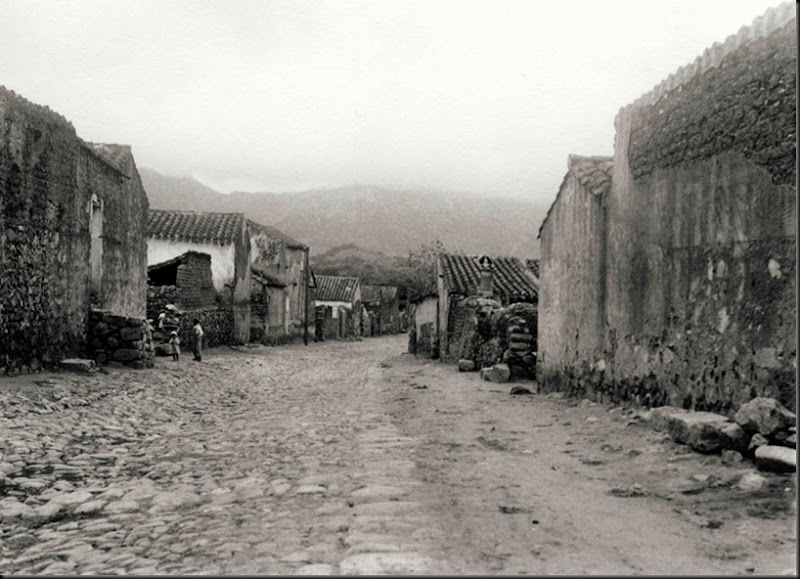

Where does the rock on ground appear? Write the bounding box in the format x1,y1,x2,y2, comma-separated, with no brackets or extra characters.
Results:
735,397,796,437
754,445,796,473
480,363,510,383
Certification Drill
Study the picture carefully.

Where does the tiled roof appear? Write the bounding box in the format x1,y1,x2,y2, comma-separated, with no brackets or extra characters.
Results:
568,155,613,198
538,155,613,239
439,253,538,301
315,275,360,302
247,219,307,249
149,210,245,245
88,143,132,178
379,286,398,301
362,285,399,304
361,285,383,303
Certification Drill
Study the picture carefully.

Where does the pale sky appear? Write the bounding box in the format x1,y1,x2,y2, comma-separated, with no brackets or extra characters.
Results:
0,0,788,201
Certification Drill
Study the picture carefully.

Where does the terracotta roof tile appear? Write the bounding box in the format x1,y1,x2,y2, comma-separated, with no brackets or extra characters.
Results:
538,155,613,239
315,275,360,302
361,285,398,304
439,253,538,301
149,209,245,245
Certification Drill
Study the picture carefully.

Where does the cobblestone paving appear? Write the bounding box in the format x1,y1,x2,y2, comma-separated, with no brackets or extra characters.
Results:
0,336,451,575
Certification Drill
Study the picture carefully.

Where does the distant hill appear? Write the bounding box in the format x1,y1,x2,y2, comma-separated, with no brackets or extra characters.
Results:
139,168,548,259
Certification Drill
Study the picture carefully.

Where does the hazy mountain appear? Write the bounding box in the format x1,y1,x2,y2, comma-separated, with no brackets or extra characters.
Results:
140,168,548,259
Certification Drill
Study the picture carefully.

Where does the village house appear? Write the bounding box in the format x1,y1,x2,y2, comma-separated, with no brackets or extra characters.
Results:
147,210,251,344
247,219,311,344
313,275,362,340
538,3,796,413
410,253,539,361
361,284,401,336
0,87,151,374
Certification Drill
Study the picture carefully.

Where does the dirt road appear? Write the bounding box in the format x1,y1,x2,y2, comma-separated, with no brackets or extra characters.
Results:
0,335,795,574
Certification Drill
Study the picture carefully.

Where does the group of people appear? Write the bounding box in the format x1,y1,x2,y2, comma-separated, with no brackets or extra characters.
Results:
167,319,204,363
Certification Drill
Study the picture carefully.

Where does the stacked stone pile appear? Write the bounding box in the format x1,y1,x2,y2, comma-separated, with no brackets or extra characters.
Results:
151,305,182,357
89,311,153,369
641,396,796,472
500,303,537,379
451,298,537,383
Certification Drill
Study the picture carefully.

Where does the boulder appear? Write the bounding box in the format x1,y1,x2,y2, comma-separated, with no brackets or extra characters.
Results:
59,359,96,373
754,445,796,473
646,406,689,432
458,359,476,372
717,422,749,454
734,397,796,437
666,412,732,453
480,363,511,383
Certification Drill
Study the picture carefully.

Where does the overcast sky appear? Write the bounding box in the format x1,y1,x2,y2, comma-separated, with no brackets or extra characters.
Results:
0,0,786,202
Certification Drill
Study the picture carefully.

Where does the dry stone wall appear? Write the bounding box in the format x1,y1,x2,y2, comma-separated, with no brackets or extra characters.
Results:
89,311,154,369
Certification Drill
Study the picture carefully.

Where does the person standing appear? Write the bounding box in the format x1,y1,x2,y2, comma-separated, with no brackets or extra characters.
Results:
169,330,181,361
192,318,204,362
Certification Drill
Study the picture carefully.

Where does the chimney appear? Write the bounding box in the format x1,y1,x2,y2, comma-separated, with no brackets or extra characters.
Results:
476,255,494,298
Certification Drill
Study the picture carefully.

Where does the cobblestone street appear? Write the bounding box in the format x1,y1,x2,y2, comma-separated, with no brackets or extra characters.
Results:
0,335,796,575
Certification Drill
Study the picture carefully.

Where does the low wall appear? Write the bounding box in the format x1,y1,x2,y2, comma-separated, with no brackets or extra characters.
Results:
89,310,154,369
177,307,235,350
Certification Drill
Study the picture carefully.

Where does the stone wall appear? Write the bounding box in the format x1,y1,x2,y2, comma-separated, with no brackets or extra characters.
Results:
448,297,537,379
89,310,154,369
538,6,796,413
177,307,235,350
0,87,148,375
147,286,178,322
174,252,216,310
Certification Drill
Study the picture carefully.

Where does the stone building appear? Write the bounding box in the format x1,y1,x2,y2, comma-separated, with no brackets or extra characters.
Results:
314,275,362,340
361,284,401,336
147,210,251,344
0,87,149,374
247,219,311,344
538,2,796,413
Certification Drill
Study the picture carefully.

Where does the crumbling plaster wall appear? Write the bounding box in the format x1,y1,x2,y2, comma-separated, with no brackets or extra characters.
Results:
538,171,606,377
0,88,148,373
540,11,796,413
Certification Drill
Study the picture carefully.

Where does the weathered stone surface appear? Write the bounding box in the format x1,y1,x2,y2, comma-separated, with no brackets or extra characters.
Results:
59,359,96,373
646,406,688,432
0,498,35,521
736,472,767,491
457,359,476,372
666,412,731,453
748,433,770,454
339,552,436,575
754,445,796,473
785,434,797,448
111,349,142,363
480,363,511,383
735,398,796,437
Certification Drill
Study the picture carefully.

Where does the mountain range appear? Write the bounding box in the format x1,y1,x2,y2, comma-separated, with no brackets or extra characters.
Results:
139,167,548,259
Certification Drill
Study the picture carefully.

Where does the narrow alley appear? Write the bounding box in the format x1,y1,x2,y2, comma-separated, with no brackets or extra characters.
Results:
0,336,795,575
